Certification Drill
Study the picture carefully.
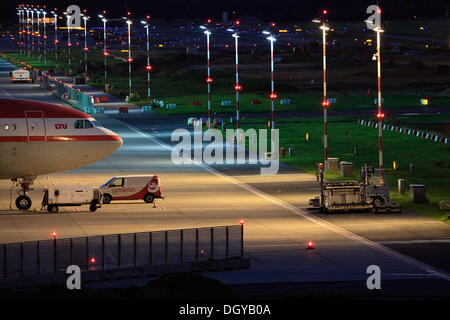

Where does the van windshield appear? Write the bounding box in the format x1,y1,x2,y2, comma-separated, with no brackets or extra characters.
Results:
100,177,116,188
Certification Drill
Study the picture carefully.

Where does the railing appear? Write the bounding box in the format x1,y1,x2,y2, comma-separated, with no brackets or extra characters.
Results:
0,225,244,279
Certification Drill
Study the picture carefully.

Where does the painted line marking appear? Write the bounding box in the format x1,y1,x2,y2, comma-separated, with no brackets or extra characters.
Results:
124,123,450,282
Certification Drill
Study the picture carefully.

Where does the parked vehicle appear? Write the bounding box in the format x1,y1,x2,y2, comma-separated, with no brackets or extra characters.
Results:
42,187,102,213
10,69,34,83
100,175,162,204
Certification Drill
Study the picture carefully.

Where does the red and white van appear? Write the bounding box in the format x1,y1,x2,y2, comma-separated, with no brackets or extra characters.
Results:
100,175,162,204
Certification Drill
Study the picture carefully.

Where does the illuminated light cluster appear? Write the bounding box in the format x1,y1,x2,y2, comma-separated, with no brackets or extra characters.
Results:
322,100,330,108
54,39,58,44
90,257,96,263
240,219,245,225
51,231,57,239
127,57,133,62
376,112,385,119
83,47,88,51
67,43,72,47
235,20,240,26
206,77,213,84
269,92,277,100
306,240,314,250
103,51,108,56
145,65,152,71
235,84,242,91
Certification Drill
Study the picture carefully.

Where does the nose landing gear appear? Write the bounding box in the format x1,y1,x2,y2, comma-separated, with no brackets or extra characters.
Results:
12,177,35,211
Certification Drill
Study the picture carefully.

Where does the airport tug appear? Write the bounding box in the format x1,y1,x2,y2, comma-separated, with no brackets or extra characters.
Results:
309,163,402,213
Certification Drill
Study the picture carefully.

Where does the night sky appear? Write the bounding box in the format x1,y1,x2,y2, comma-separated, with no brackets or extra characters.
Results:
2,0,449,25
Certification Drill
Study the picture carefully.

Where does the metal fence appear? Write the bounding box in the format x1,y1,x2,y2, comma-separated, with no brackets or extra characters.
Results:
0,225,244,279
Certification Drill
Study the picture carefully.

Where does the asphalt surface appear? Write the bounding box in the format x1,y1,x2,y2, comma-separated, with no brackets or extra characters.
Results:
0,56,449,297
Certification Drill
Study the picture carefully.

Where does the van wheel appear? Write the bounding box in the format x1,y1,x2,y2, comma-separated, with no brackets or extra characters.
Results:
102,194,112,204
144,193,154,203
16,195,32,211
48,205,59,213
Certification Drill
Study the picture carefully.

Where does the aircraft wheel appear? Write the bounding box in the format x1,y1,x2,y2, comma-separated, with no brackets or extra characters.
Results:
89,200,98,212
144,193,154,203
16,195,32,211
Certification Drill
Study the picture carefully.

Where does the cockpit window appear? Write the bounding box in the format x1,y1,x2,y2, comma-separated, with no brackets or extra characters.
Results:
91,120,102,127
84,120,93,128
74,120,83,129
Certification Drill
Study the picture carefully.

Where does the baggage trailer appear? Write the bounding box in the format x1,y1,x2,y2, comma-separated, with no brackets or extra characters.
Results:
42,187,102,213
309,164,402,213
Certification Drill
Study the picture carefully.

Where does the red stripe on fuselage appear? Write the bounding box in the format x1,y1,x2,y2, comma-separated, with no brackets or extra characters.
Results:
0,135,121,142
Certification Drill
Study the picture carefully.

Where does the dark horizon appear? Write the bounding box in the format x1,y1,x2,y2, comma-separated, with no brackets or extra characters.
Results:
2,0,449,25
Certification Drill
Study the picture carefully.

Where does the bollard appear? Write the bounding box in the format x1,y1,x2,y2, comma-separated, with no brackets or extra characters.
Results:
410,163,415,175
288,147,294,157
398,179,406,194
280,147,285,158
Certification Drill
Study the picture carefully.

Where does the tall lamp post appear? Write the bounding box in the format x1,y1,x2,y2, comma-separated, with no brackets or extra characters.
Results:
374,25,385,169
124,13,133,99
31,9,34,55
64,11,72,75
262,30,277,153
200,23,212,128
51,10,58,71
17,7,23,55
141,16,152,107
36,8,41,59
98,13,108,92
314,10,330,171
81,14,89,77
26,8,30,57
227,20,241,136
42,9,47,64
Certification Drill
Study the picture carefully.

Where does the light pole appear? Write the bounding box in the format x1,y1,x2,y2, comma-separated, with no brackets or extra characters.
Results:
31,9,34,55
314,10,330,171
124,14,133,99
51,10,58,71
200,23,212,128
374,25,385,169
17,7,23,55
263,30,277,153
81,14,89,77
98,13,108,92
43,9,47,65
141,16,152,107
228,20,241,136
36,8,41,59
26,8,30,57
65,12,72,75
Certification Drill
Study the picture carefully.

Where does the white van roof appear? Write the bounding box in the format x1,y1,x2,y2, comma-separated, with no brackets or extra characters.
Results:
112,175,157,178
